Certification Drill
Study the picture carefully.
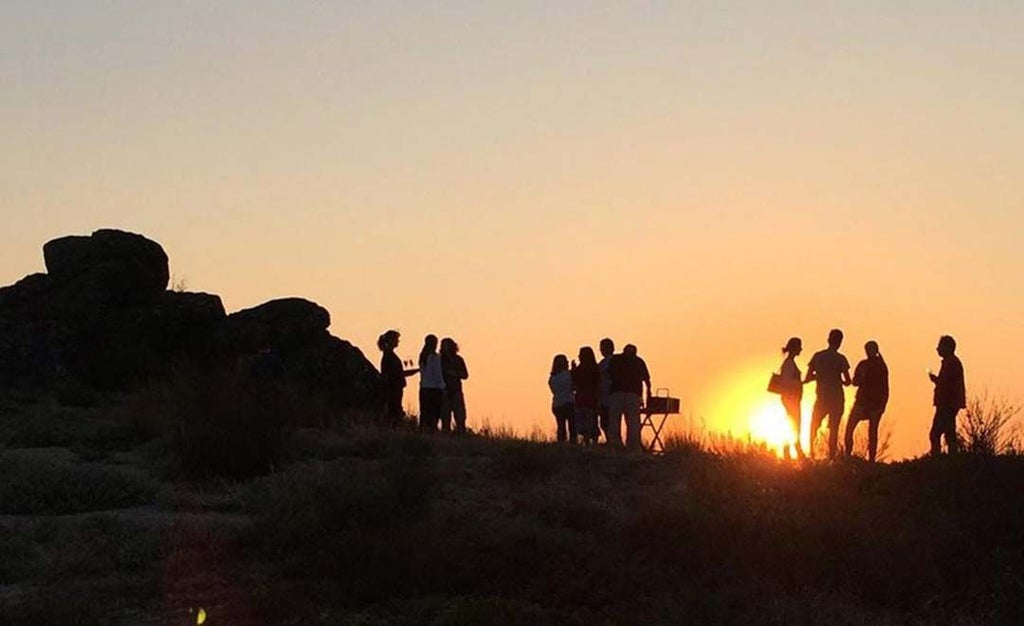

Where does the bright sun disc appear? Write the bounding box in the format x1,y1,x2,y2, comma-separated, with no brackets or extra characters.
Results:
748,401,797,454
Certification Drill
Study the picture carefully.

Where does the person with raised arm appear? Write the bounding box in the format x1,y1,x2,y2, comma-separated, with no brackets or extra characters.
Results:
378,330,418,427
929,335,966,455
418,334,445,432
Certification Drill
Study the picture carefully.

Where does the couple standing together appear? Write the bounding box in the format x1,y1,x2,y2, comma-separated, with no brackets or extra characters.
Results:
549,338,652,451
378,330,470,433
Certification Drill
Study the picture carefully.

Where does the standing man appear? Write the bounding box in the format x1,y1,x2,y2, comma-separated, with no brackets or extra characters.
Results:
929,335,966,455
608,343,651,452
597,338,617,446
804,329,852,459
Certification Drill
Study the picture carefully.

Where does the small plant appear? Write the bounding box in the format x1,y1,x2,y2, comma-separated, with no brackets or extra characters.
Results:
959,392,1022,455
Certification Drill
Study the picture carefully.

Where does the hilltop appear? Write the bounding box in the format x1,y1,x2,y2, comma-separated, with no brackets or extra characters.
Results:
2,391,1023,625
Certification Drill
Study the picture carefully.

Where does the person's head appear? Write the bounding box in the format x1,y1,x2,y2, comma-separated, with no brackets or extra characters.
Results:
782,337,802,357
599,337,614,357
378,329,400,352
865,340,880,358
827,329,844,350
551,354,569,375
419,334,438,365
937,335,957,357
623,344,638,357
440,337,458,356
578,346,597,367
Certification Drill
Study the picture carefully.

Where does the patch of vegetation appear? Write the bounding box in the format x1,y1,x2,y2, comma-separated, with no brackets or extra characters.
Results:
0,452,155,514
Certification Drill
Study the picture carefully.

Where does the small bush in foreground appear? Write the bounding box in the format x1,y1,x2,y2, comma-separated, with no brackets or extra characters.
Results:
0,453,155,515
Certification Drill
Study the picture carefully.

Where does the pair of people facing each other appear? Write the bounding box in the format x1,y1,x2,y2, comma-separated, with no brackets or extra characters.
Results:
549,339,651,451
776,330,966,460
377,330,470,433
775,329,888,461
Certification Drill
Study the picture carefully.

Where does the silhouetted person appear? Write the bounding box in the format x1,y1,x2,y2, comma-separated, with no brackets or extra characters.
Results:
597,338,616,445
549,354,575,443
572,346,601,445
804,329,851,459
418,334,446,432
844,341,889,461
929,335,966,455
777,337,806,460
608,344,651,452
440,337,469,434
378,330,418,427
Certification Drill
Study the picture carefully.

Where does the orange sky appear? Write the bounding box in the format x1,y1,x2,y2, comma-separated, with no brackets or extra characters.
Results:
2,2,1022,458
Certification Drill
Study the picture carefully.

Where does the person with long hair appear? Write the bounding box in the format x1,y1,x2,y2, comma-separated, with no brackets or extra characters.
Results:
440,337,469,434
418,334,445,432
778,337,806,460
572,346,601,445
377,330,418,427
549,354,575,443
844,340,890,461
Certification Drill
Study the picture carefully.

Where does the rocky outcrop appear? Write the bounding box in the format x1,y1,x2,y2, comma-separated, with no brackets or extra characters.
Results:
0,229,381,412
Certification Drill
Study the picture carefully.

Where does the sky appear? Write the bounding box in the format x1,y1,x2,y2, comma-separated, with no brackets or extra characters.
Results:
2,1,1022,458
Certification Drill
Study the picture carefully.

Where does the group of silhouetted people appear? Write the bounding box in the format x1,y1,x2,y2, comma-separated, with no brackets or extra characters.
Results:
378,330,470,434
549,338,652,451
773,329,966,461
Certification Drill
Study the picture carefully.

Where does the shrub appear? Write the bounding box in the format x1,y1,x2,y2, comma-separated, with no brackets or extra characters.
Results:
0,452,155,515
130,365,311,477
959,392,1022,455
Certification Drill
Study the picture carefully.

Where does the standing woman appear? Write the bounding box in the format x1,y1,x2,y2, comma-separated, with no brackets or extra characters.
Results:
572,346,601,445
418,334,446,432
440,337,470,434
378,330,418,427
549,354,576,443
779,337,806,459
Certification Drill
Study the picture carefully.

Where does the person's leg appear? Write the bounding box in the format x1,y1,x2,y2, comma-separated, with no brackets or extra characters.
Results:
453,391,467,434
827,398,844,460
941,407,960,454
599,405,610,442
625,393,642,452
809,399,826,459
567,404,577,443
867,414,881,462
606,393,624,449
419,389,432,431
553,405,567,442
929,408,944,455
844,403,862,458
440,392,453,433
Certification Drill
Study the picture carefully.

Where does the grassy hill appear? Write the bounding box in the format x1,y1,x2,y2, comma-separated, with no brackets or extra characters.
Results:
2,390,1023,625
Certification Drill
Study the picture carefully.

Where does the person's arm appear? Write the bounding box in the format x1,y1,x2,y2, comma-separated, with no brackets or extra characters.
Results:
803,357,816,384
851,362,863,387
642,361,652,399
458,357,468,380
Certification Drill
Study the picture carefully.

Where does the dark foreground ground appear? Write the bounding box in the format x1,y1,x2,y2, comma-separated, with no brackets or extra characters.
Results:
2,392,1023,625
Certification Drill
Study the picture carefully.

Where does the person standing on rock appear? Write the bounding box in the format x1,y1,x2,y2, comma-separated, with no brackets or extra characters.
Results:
929,335,966,455
440,337,470,434
418,334,446,432
378,330,418,427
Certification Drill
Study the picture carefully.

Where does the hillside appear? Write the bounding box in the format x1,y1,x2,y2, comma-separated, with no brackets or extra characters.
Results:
2,390,1023,626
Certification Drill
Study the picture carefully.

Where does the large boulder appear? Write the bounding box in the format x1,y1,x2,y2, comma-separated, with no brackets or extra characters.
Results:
226,298,331,352
42,229,169,307
284,335,382,411
67,291,227,389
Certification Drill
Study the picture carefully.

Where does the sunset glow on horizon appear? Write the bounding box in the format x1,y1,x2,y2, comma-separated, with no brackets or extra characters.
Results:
3,2,1022,459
